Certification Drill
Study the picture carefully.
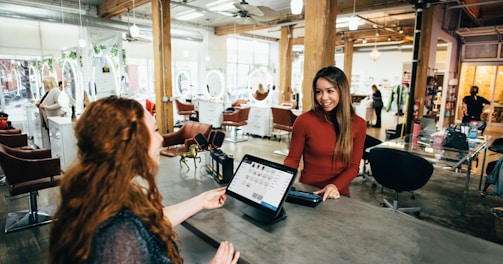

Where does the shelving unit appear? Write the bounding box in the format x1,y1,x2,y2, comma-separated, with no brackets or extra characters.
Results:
444,79,458,125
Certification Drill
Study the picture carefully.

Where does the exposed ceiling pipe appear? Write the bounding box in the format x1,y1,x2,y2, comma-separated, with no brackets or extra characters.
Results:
0,3,204,42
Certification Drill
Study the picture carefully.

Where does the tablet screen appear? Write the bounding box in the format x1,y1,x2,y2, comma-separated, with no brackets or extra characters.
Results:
226,154,297,217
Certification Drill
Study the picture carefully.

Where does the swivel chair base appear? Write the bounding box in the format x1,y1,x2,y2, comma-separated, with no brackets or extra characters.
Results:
224,137,248,143
5,210,52,233
381,194,420,217
224,128,247,143
4,191,54,233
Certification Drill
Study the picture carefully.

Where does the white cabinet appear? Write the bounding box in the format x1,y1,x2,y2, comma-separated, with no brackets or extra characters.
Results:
243,105,271,137
48,117,77,171
26,105,47,148
198,101,225,128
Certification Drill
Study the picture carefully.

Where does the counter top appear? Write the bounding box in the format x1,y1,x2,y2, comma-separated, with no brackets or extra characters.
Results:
158,157,503,264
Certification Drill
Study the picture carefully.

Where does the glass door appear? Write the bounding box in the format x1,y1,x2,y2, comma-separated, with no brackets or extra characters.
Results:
457,64,503,126
493,66,503,124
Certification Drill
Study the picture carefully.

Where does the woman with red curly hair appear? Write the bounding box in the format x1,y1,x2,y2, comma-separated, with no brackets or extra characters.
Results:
50,96,239,264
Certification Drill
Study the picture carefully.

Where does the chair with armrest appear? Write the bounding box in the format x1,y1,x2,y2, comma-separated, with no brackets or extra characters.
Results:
271,107,298,155
160,121,212,157
0,129,22,134
0,133,32,149
368,147,434,216
222,107,251,143
175,99,197,121
356,135,382,186
0,143,62,233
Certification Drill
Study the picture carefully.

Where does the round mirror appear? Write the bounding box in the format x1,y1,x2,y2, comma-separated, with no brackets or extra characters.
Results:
62,60,77,105
29,66,41,100
248,69,273,102
93,55,119,99
205,70,224,100
175,71,190,97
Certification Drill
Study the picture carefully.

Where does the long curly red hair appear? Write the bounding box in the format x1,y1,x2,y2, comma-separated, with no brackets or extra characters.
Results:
50,96,182,263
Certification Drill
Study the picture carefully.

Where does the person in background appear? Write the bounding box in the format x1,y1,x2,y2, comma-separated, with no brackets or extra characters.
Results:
57,81,70,117
462,85,491,123
50,96,239,264
371,84,384,128
284,66,366,201
37,76,61,130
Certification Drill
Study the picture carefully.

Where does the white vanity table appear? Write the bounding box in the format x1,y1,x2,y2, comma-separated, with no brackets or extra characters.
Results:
48,116,77,171
243,105,271,138
198,101,225,128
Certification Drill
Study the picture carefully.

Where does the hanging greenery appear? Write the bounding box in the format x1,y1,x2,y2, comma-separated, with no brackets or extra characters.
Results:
42,58,53,72
62,51,83,68
93,44,127,66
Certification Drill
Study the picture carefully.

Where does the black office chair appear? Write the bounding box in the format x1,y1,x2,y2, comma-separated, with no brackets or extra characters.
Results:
480,138,503,196
368,147,434,216
481,159,500,197
356,135,382,188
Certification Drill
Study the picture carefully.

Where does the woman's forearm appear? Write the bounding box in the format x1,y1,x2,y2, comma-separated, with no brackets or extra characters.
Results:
163,194,204,226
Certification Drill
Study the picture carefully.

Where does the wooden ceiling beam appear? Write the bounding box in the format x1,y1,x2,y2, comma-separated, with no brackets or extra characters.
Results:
98,0,151,18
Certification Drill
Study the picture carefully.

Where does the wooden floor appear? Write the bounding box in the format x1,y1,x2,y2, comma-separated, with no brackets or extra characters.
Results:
1,110,502,263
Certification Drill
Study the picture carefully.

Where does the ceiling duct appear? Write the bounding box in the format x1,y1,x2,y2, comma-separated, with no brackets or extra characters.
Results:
0,2,204,42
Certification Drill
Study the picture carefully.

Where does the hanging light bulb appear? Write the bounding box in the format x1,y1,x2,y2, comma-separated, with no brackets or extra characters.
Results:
290,0,303,15
348,0,358,30
78,0,86,47
370,32,380,61
130,0,140,38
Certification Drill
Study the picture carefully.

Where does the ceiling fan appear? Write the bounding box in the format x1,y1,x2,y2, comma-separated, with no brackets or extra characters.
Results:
233,0,280,24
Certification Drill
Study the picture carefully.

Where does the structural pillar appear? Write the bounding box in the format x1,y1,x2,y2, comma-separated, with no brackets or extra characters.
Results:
279,25,294,105
302,0,338,111
407,2,433,134
344,39,354,87
152,0,173,133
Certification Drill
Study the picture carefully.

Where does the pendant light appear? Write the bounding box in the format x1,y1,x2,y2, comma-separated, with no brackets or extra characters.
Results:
370,30,380,61
130,0,140,38
290,0,303,15
78,0,86,47
348,0,358,31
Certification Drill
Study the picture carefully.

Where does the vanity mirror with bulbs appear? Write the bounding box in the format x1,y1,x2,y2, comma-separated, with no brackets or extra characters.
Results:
242,69,275,138
174,70,191,99
199,70,226,128
248,69,273,104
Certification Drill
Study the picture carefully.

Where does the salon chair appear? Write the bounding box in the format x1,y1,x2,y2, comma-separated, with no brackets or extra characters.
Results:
271,107,297,155
0,143,61,232
369,147,434,216
160,121,212,157
0,133,32,149
0,129,22,134
222,107,251,143
175,99,197,122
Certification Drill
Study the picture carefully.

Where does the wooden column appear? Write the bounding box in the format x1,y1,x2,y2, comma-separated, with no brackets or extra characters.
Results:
302,0,338,111
279,25,294,105
151,0,173,133
344,40,354,87
414,6,433,119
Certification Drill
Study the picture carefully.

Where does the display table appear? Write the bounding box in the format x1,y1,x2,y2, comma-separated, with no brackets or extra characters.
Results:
375,134,488,215
158,156,502,264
